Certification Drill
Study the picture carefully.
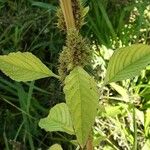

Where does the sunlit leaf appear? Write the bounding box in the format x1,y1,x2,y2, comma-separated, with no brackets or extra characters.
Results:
82,6,89,17
105,105,122,117
110,83,129,102
144,109,150,137
93,136,106,147
39,103,74,135
104,44,150,84
64,66,99,148
48,144,63,150
135,108,144,126
142,140,150,150
0,52,58,81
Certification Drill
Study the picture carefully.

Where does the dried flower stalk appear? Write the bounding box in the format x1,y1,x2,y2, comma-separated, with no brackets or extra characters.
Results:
59,0,75,30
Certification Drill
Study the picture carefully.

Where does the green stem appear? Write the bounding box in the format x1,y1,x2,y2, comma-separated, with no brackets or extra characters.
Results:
53,74,61,80
1,97,35,119
3,126,10,150
26,81,35,114
133,105,137,150
14,121,24,141
16,83,35,150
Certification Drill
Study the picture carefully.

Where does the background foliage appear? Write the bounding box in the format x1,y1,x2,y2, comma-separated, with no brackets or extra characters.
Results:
0,0,150,149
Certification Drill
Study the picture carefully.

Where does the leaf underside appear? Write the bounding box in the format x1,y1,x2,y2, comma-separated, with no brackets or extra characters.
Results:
104,44,150,84
64,66,99,148
39,103,74,135
0,52,57,81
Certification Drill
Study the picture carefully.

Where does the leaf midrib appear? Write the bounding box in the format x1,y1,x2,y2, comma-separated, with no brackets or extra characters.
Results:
108,53,150,83
50,118,74,134
76,69,92,145
0,58,51,76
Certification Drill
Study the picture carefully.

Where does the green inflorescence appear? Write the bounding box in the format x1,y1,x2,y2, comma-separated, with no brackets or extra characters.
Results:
57,0,91,81
56,7,66,32
71,0,84,30
58,29,92,81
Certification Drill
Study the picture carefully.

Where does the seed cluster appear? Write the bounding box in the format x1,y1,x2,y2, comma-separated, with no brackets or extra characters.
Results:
56,7,66,32
72,0,84,30
57,0,91,81
58,29,92,81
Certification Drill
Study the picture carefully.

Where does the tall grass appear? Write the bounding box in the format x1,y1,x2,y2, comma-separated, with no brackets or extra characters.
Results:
85,0,150,47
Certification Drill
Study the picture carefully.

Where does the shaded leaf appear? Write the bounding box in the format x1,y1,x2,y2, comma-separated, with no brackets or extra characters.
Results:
64,66,99,148
0,52,58,81
39,103,74,135
31,1,56,11
104,44,150,84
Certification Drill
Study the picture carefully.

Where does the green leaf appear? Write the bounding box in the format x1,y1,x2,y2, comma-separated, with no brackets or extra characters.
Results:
104,44,150,84
142,140,150,150
64,66,99,148
110,83,129,102
31,2,56,11
0,52,58,81
105,105,122,117
82,6,89,17
48,144,63,150
93,136,106,147
144,109,150,137
39,103,74,135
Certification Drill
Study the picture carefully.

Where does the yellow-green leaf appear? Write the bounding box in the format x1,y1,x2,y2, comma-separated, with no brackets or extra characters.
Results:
0,52,58,81
48,144,63,150
39,103,74,135
142,140,150,150
64,66,99,148
104,44,150,84
110,83,129,102
145,109,150,137
105,105,122,117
